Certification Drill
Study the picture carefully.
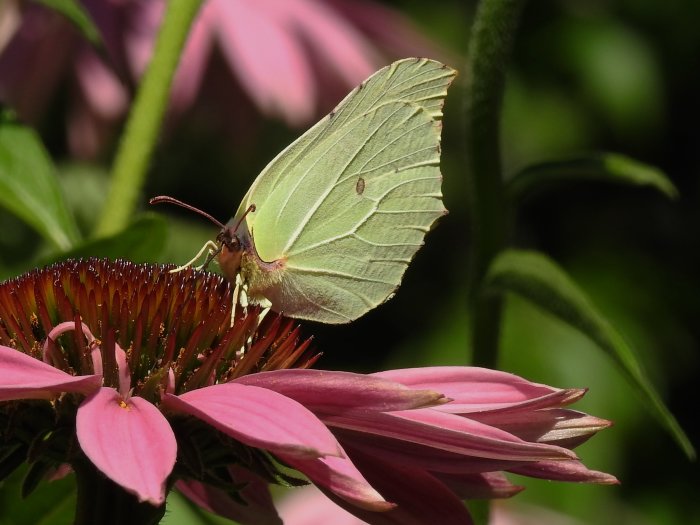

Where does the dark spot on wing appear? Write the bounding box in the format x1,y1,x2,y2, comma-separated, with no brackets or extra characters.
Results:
356,177,365,195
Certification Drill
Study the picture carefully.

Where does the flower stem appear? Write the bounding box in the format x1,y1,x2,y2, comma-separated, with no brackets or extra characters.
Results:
95,0,203,237
465,0,526,368
73,459,166,525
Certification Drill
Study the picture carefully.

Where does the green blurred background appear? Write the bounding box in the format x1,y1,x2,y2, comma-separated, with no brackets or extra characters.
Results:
1,0,698,523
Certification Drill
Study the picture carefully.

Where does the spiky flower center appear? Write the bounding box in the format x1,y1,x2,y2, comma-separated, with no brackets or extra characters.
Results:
0,258,317,399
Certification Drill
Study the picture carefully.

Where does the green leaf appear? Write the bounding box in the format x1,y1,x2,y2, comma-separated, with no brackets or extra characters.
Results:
0,118,80,250
0,464,75,525
507,153,678,202
44,214,168,264
485,249,695,460
32,0,102,46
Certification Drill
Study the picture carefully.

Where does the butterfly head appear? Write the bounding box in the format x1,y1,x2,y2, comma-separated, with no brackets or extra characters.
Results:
216,204,256,282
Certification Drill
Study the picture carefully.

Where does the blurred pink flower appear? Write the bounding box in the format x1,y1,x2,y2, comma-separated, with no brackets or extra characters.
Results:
0,0,444,158
489,501,589,525
278,489,594,525
279,485,370,525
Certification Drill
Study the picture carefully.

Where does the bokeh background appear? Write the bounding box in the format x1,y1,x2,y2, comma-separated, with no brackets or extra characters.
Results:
0,0,698,523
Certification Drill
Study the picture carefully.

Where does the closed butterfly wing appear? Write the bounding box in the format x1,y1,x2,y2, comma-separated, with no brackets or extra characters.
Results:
231,58,456,323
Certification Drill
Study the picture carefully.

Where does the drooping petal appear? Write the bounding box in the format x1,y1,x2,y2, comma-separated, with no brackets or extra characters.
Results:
170,2,214,111
373,367,566,413
327,447,474,525
176,466,281,525
122,0,164,77
214,0,315,125
0,345,101,401
472,408,613,449
45,463,73,482
336,427,528,475
439,389,587,416
508,459,620,485
76,388,177,505
325,408,577,461
280,0,377,86
433,471,524,500
234,369,444,414
161,383,342,459
326,0,448,61
278,448,392,513
74,47,128,119
113,341,132,399
0,5,75,121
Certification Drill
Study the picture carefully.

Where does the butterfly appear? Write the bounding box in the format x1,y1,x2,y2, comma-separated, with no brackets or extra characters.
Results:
152,58,456,324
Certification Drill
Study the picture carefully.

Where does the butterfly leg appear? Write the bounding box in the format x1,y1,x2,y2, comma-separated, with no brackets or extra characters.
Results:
169,241,219,274
231,275,249,327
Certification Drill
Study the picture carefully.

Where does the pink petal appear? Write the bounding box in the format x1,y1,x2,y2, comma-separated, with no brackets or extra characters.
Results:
161,383,342,459
277,0,377,86
326,447,474,525
325,408,577,461
176,466,281,525
278,447,392,512
0,345,101,401
45,463,73,482
326,0,449,61
171,1,214,111
123,0,164,77
434,471,524,499
74,48,128,119
508,459,620,485
213,0,315,125
234,369,444,414
439,389,587,416
336,427,528,475
76,388,176,505
0,0,21,47
373,367,564,413
338,429,527,477
472,408,613,449
114,342,132,399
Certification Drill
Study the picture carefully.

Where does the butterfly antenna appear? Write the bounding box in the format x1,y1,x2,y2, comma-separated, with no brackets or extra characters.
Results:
232,204,256,233
149,195,226,229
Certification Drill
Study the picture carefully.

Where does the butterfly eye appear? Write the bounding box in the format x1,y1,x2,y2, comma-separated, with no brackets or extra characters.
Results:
217,228,245,256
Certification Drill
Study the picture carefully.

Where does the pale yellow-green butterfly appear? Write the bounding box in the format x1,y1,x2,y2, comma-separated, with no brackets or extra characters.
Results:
152,58,456,324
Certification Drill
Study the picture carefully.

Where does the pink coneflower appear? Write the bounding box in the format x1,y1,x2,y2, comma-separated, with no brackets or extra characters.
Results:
0,0,444,158
0,259,616,524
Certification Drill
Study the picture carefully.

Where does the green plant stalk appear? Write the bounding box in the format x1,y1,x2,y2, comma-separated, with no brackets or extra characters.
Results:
465,0,526,369
95,0,202,237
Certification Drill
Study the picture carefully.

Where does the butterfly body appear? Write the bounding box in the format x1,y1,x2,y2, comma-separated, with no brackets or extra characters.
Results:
217,219,286,304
